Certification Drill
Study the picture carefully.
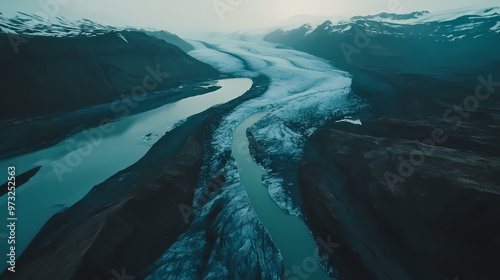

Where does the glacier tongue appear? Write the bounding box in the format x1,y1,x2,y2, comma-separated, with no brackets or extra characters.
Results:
194,33,360,216
148,33,362,278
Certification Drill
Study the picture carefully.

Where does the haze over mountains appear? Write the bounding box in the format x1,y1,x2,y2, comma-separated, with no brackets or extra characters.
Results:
0,5,499,280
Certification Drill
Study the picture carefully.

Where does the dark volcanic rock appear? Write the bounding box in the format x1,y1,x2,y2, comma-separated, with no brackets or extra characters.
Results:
0,166,41,197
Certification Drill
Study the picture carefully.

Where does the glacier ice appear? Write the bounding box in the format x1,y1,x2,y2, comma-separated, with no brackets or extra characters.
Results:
149,33,363,278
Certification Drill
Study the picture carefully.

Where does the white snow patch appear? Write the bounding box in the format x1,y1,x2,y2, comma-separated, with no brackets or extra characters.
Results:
453,22,482,32
451,34,466,41
117,33,128,43
340,25,352,33
491,21,500,32
336,117,362,125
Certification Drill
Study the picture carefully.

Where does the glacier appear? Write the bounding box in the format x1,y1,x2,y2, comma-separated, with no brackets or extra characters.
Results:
148,33,362,279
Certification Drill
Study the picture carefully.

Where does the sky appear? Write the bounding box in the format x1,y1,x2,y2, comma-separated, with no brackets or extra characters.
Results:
2,0,498,35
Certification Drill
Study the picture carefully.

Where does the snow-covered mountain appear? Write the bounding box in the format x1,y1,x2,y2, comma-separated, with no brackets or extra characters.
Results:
273,6,500,41
0,11,119,37
351,6,500,25
266,6,500,74
0,11,194,52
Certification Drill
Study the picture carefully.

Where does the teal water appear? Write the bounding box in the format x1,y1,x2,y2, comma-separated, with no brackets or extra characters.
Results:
232,112,331,280
0,78,253,268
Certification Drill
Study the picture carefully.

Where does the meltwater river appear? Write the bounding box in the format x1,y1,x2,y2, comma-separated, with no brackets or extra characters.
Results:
233,112,331,280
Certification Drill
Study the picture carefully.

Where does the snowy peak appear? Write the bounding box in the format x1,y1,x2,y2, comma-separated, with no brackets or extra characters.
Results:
0,12,111,36
349,6,500,25
0,11,195,51
0,11,127,37
272,6,500,42
351,11,429,22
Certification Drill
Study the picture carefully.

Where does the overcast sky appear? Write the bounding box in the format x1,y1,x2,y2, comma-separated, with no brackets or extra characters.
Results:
3,0,498,35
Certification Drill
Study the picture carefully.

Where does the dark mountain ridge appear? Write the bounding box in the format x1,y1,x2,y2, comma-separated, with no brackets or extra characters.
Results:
0,13,214,120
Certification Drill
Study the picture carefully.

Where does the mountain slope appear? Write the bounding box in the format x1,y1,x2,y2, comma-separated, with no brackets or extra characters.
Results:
265,7,500,280
0,13,216,120
144,30,194,53
266,7,500,72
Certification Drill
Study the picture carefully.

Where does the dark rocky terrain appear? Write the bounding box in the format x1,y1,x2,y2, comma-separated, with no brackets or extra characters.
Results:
266,9,500,280
144,30,195,53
